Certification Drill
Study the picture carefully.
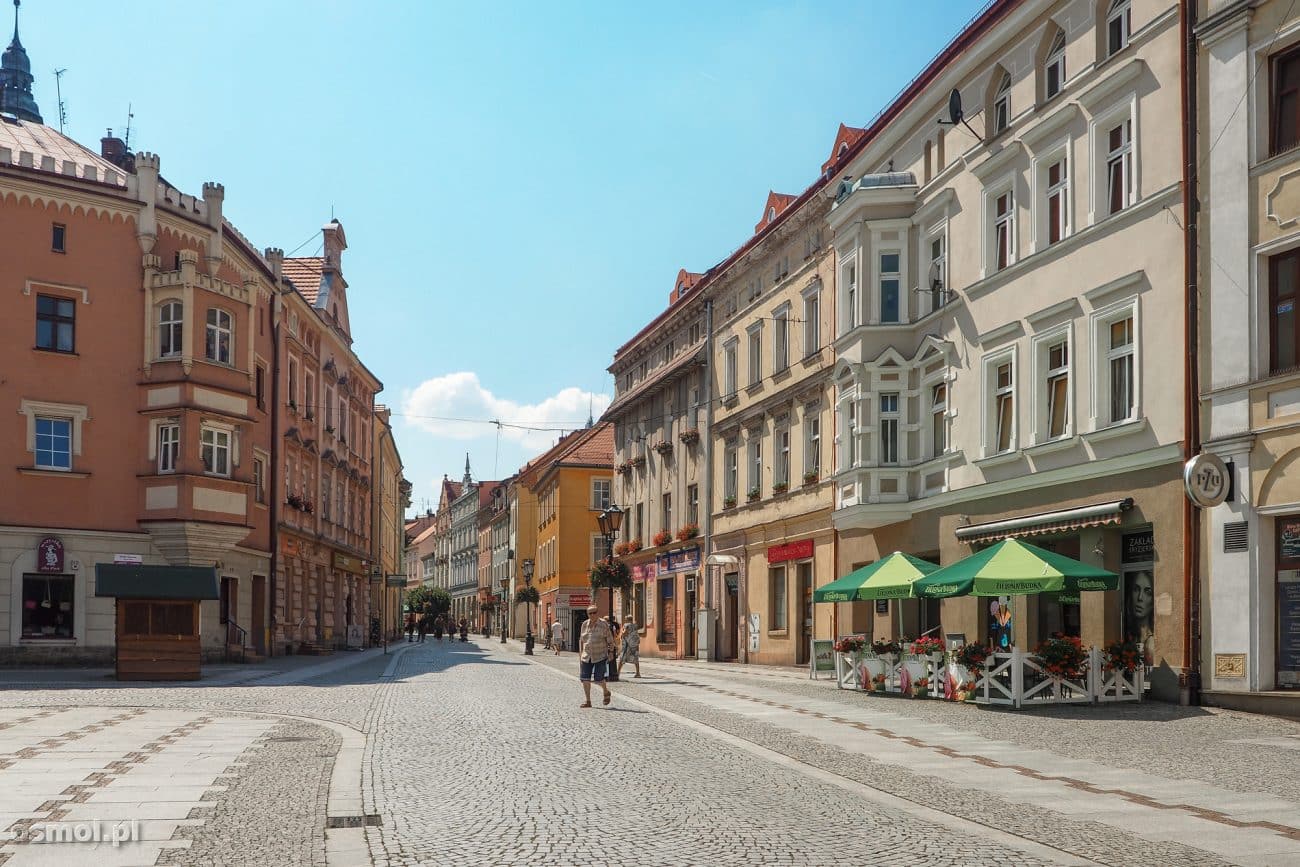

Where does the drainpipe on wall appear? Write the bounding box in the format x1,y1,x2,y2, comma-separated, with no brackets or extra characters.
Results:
1181,0,1202,705
701,298,716,660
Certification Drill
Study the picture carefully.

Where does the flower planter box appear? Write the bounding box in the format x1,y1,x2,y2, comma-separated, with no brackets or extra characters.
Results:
653,442,673,457
678,429,700,445
652,531,673,548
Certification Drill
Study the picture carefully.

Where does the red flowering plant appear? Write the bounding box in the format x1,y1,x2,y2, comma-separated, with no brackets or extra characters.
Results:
911,676,931,697
652,530,673,547
872,638,901,656
833,636,867,654
911,636,946,657
1103,638,1143,674
1033,634,1088,681
955,643,992,673
872,673,887,691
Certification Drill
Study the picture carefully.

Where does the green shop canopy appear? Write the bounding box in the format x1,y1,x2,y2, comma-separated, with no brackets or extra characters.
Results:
94,564,219,600
813,552,939,602
911,538,1118,599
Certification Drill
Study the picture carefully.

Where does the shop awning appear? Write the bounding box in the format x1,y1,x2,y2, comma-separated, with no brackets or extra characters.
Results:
912,539,1118,598
954,498,1133,545
813,552,938,602
94,564,219,600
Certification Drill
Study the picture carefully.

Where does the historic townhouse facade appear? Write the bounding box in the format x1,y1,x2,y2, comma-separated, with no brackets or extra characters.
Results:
448,460,495,622
0,10,395,661
606,273,711,660
708,190,838,668
825,0,1189,700
509,473,538,639
372,407,409,642
1196,0,1300,711
482,476,514,636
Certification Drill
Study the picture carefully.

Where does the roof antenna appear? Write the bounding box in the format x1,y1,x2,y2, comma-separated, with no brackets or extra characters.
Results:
123,103,133,152
53,68,67,134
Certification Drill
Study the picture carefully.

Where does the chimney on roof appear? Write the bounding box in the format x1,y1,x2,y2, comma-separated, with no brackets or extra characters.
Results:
100,129,131,170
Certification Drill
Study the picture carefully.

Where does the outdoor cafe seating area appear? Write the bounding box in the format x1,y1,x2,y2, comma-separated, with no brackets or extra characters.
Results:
816,541,1146,709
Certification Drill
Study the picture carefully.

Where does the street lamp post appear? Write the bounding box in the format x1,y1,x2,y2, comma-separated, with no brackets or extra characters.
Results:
596,503,624,681
522,558,535,656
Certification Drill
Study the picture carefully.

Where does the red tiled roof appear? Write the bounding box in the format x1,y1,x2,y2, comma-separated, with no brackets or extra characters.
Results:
753,191,798,234
283,257,324,304
822,124,868,173
477,482,501,509
561,422,613,466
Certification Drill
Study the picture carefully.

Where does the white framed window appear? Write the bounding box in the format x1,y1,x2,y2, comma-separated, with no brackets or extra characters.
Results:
200,425,232,477
879,251,901,323
591,478,611,511
748,435,762,498
205,308,233,365
993,72,1011,135
927,231,948,312
775,423,790,488
661,492,671,532
158,301,182,358
34,417,72,470
802,287,820,356
879,393,900,465
1103,310,1136,424
847,399,859,468
591,534,613,566
253,456,265,504
842,261,859,333
723,339,738,398
991,187,1015,272
157,423,179,473
983,351,1017,456
773,305,790,372
725,441,738,502
1031,328,1072,444
1045,30,1066,100
1105,119,1132,216
1046,155,1069,245
1106,0,1131,58
805,410,821,478
687,484,699,524
929,382,948,459
748,323,763,386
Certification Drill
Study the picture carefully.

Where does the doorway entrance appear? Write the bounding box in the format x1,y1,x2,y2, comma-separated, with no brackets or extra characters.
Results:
251,575,266,655
569,609,587,653
683,576,697,658
724,573,738,660
796,562,813,666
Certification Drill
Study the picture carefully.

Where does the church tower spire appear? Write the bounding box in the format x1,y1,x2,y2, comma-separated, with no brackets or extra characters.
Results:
462,453,472,488
0,1,42,123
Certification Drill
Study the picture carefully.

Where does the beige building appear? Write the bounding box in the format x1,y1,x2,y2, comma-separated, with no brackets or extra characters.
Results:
825,0,1190,701
371,407,409,643
1196,0,1300,713
707,191,838,667
606,272,711,659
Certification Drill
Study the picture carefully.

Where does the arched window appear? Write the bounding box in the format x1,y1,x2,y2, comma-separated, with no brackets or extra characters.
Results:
158,301,182,358
1106,0,1131,58
205,308,233,364
1045,30,1066,100
992,72,1011,135
767,206,776,222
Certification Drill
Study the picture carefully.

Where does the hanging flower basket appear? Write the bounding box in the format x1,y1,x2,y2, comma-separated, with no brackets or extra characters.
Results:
653,441,673,457
616,462,631,476
676,523,699,542
678,429,700,445
1033,634,1088,682
911,636,946,657
589,558,632,592
629,455,646,469
514,586,539,605
287,493,304,510
652,530,673,548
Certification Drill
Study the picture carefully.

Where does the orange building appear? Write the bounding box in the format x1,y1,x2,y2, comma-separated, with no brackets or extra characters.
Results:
518,424,614,650
0,10,390,663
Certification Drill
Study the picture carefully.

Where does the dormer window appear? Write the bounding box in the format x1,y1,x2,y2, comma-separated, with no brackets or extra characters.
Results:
993,72,1011,135
1044,31,1066,100
767,206,776,222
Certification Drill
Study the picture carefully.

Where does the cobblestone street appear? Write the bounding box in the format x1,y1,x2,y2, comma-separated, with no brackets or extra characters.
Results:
0,637,1297,865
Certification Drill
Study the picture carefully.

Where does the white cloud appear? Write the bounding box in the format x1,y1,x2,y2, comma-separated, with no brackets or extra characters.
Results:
400,371,610,454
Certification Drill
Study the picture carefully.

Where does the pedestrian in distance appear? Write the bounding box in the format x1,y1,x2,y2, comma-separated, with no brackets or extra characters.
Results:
618,614,642,678
416,615,428,643
432,615,443,642
405,613,416,643
550,618,566,655
578,604,614,708
458,618,468,642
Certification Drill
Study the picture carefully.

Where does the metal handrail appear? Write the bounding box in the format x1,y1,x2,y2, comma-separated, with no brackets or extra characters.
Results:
226,620,248,663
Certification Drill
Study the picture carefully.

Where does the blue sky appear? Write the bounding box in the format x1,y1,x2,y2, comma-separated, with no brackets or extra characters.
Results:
22,0,986,514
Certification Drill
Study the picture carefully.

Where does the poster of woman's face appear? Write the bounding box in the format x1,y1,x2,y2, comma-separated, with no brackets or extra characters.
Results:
1124,570,1154,641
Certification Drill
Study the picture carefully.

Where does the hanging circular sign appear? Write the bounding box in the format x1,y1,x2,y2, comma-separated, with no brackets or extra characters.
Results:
1184,453,1229,508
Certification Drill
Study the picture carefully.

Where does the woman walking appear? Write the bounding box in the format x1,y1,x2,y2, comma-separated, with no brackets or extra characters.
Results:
617,614,641,678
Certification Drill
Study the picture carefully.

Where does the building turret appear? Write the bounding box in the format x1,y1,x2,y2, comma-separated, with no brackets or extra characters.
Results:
0,1,42,123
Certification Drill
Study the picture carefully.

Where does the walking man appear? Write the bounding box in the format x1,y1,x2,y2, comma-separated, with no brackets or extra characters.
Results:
550,618,566,655
618,614,642,678
578,603,613,708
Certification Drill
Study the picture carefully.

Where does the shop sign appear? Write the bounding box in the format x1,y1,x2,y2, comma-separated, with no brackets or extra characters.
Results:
631,562,657,582
1184,453,1229,508
875,599,889,615
566,593,591,608
1278,571,1300,687
1280,517,1300,568
810,639,835,676
36,537,63,573
113,553,143,566
767,539,814,564
656,546,701,575
332,552,366,575
1121,531,1155,564
1214,652,1246,679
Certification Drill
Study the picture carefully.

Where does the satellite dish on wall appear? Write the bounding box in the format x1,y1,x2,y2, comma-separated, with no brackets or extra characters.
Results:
947,88,964,124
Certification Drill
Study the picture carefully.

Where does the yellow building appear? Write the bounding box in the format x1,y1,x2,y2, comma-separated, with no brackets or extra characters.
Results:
518,423,615,649
371,406,408,643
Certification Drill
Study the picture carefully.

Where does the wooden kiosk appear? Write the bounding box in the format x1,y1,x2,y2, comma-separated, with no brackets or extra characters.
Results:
94,564,219,681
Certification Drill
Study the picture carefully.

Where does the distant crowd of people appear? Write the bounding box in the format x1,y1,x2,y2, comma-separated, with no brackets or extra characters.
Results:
405,612,469,643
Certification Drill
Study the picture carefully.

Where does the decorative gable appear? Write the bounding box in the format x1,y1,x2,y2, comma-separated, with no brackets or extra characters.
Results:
754,191,798,234
821,123,867,173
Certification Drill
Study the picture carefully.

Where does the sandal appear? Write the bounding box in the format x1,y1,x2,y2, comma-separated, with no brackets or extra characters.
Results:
602,692,611,705
580,702,592,708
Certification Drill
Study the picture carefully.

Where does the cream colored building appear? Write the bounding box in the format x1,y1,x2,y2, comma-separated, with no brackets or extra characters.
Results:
707,193,838,667
371,406,408,643
826,0,1190,701
1196,0,1300,713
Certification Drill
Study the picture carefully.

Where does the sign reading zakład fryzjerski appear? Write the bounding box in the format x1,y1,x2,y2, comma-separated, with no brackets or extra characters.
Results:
1184,453,1230,508
656,546,700,575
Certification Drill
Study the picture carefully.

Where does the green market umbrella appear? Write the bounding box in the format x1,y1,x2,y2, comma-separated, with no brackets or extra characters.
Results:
813,552,939,603
912,538,1118,598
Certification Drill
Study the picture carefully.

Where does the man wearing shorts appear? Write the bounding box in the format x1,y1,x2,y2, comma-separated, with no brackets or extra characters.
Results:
578,604,614,708
550,618,566,654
